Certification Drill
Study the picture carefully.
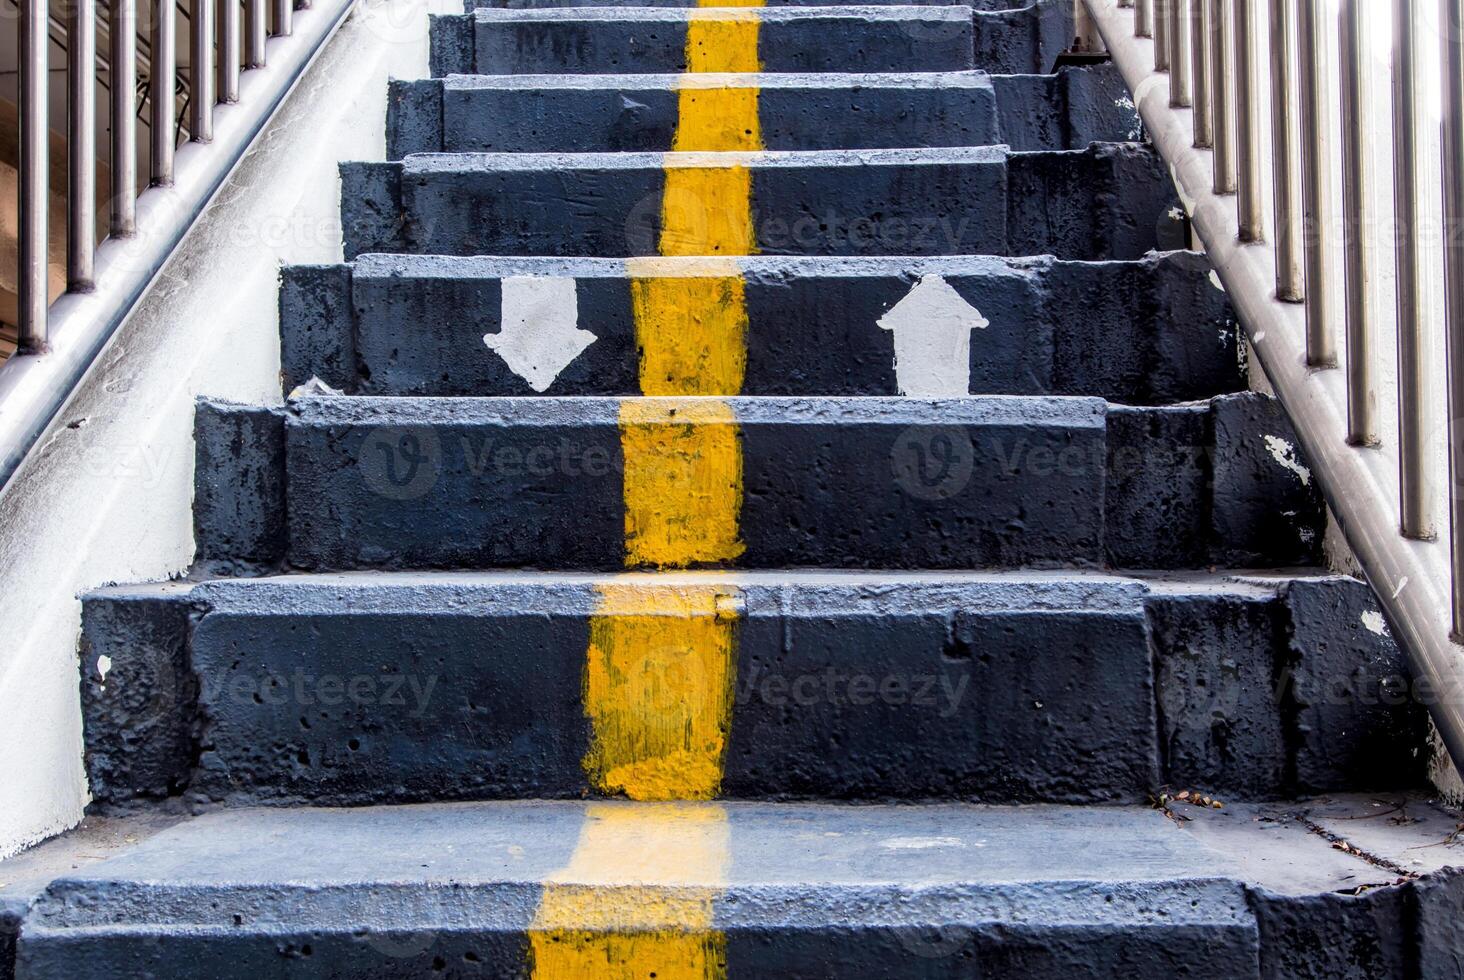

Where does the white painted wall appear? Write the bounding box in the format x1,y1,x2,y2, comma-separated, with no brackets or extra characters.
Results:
0,0,456,860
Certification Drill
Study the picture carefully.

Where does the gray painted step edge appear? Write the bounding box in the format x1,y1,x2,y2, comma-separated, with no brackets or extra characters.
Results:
77,570,1423,808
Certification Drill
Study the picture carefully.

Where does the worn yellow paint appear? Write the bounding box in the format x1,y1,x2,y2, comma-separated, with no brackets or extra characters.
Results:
620,400,744,568
673,88,762,152
583,582,740,799
631,276,747,395
546,5,757,974
685,14,761,73
622,0,760,553
658,167,758,257
530,803,731,978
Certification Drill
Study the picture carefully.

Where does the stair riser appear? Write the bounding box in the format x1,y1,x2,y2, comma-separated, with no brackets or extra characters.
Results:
79,577,1421,809
431,3,1074,77
340,145,1182,261
288,400,1108,571
469,12,974,76
421,79,1000,154
386,68,1137,156
281,254,1241,403
191,395,1324,575
17,921,1261,980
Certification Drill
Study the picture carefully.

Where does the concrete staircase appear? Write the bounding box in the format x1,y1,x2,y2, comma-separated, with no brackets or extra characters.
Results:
5,0,1463,977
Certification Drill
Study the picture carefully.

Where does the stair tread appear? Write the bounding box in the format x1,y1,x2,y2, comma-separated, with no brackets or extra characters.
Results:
20,795,1454,930
288,391,1107,425
349,251,1192,275
96,566,1349,600
472,4,976,21
403,144,1017,169
442,69,995,88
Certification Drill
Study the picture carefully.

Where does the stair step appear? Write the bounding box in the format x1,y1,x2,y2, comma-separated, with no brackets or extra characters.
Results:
18,796,1462,978
79,571,1419,808
190,393,1324,575
471,0,1027,8
459,6,975,76
282,253,1241,403
386,67,1137,156
432,1,1076,77
341,145,1182,261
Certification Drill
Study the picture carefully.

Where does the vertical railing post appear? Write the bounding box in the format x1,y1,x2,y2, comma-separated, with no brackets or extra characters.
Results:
1192,0,1212,146
1395,0,1434,539
1444,0,1464,636
246,0,266,66
150,0,174,185
1235,0,1263,240
1270,0,1303,299
1341,0,1376,446
110,0,137,235
192,0,216,141
1136,0,1153,37
1155,0,1171,70
1298,0,1335,366
19,0,50,351
272,0,292,36
220,0,241,103
1211,0,1237,193
68,0,98,292
1170,0,1191,106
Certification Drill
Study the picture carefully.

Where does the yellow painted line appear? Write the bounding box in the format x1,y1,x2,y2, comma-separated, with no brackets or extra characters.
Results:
620,400,746,570
623,0,761,557
584,581,741,799
530,802,731,978
540,6,760,974
630,272,747,396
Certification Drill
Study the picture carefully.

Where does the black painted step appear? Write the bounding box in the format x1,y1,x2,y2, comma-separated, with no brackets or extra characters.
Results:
281,253,1240,404
385,66,1137,156
189,392,1323,575
79,571,1419,808
340,145,1183,261
432,0,1076,76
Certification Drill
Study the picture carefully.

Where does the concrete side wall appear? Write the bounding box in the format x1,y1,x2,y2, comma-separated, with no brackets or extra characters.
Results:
0,0,455,860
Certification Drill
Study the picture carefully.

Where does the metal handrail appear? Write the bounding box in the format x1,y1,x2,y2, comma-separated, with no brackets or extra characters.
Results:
1085,0,1464,778
0,0,354,487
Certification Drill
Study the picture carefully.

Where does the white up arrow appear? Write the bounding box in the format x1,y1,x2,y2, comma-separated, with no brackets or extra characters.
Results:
484,276,598,392
876,274,989,397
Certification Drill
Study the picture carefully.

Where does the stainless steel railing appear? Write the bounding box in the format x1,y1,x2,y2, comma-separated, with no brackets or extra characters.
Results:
21,0,306,347
0,0,352,488
1089,0,1464,777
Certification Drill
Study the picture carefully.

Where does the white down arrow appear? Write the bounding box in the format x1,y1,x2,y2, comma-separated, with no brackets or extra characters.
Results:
484,276,598,392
